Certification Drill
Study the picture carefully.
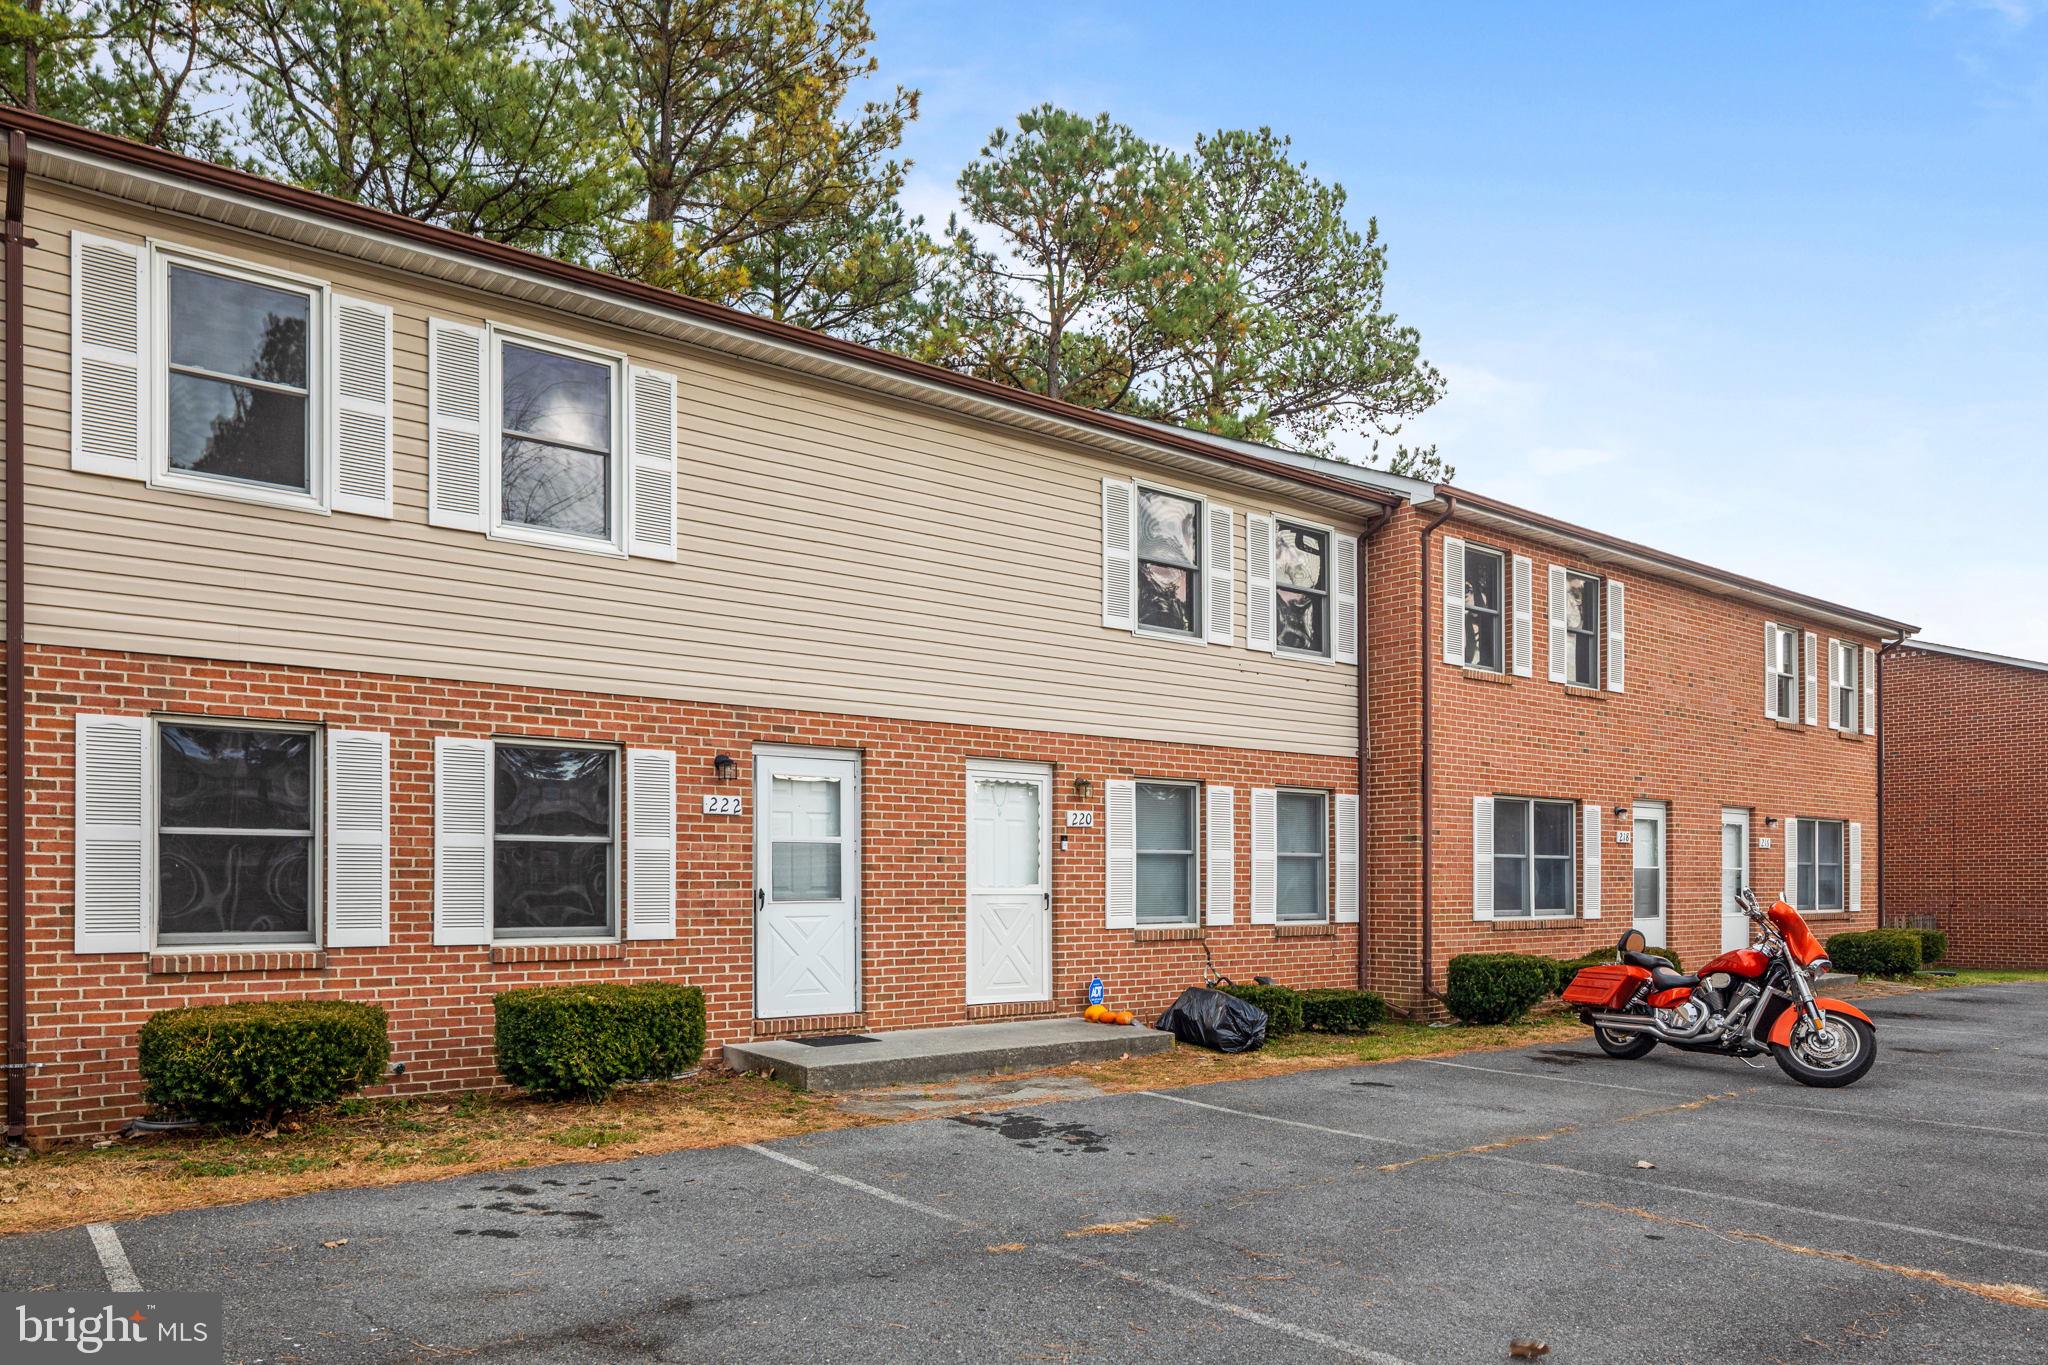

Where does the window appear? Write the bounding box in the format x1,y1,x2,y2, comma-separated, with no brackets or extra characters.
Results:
1134,781,1199,925
1830,640,1858,731
1463,545,1504,671
163,260,316,500
1276,790,1328,922
1797,819,1845,912
1275,520,1331,657
497,337,619,543
1565,572,1601,688
1766,624,1799,721
1136,487,1202,637
1492,797,1575,918
156,721,318,945
493,742,618,938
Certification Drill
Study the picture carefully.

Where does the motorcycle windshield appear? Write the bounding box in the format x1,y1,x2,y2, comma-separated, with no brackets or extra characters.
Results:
1768,901,1829,966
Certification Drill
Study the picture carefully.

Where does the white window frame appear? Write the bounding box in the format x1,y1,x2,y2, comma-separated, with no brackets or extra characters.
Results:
1272,514,1337,663
1490,796,1577,920
1564,571,1601,688
489,735,623,942
151,715,323,950
149,242,329,515
1133,779,1201,927
1830,639,1859,732
487,323,630,558
1463,542,1507,672
1796,817,1847,914
1131,480,1210,646
1766,623,1799,722
1274,787,1329,924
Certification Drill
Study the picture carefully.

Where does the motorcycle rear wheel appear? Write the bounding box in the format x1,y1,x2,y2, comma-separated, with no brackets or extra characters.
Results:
1771,1014,1877,1088
1593,1025,1656,1060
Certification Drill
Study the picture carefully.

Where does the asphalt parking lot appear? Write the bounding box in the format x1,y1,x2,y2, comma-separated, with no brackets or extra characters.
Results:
4,983,2045,1363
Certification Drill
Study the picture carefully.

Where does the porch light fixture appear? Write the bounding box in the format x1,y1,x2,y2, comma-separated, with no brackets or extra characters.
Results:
1072,775,1093,802
1612,806,1625,819
713,753,738,782
1765,816,1779,828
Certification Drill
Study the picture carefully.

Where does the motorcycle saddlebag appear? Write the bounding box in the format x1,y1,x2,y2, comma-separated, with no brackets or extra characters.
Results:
1561,963,1652,1009
1154,987,1268,1054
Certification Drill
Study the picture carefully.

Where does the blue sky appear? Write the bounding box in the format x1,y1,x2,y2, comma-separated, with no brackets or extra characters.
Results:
867,1,2048,655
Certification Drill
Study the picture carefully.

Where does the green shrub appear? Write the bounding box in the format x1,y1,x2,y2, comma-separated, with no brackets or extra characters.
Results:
1298,987,1388,1034
1911,928,1948,966
1444,954,1553,1025
495,982,706,1100
1220,984,1304,1037
137,1000,390,1126
1824,929,1922,979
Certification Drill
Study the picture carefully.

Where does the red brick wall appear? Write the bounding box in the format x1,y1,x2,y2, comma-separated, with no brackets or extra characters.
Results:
1367,506,1883,1006
1881,646,2048,968
15,644,1360,1139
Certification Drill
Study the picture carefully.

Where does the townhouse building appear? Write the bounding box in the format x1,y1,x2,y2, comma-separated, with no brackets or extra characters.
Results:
0,112,1912,1140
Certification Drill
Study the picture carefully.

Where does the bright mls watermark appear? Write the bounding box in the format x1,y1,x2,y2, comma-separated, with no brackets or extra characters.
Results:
6,1295,220,1362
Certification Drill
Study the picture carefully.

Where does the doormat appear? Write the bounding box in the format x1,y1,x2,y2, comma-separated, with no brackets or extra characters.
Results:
790,1033,880,1047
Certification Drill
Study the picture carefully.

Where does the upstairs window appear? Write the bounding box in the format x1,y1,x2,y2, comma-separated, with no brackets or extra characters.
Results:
1796,818,1844,912
1829,640,1859,731
498,339,617,543
1564,572,1601,688
163,260,317,501
1275,520,1331,658
156,721,318,946
1463,545,1505,671
1765,623,1799,722
1136,486,1203,638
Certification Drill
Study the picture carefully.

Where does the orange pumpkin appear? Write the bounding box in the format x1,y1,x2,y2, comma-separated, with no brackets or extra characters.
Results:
1113,1010,1135,1026
1083,1004,1108,1022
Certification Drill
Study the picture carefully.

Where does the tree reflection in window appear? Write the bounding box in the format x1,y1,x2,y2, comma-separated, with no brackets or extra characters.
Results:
1276,522,1328,656
500,341,613,539
1137,488,1201,635
165,265,311,492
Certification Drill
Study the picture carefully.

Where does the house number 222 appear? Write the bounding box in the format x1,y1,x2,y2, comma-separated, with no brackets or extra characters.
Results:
703,794,744,816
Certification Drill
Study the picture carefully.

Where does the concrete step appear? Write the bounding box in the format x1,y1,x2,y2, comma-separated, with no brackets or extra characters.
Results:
724,1018,1174,1092
1816,972,1861,990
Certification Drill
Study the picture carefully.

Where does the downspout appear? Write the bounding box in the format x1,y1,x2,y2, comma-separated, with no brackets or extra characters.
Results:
1416,494,1457,1003
1873,633,1913,931
1356,508,1396,990
5,129,30,1139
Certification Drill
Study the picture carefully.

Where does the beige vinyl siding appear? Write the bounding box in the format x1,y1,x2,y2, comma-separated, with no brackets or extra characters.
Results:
13,187,1362,753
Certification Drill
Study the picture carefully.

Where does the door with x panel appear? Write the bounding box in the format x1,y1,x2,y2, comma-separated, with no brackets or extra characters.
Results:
754,749,860,1019
965,762,1053,1006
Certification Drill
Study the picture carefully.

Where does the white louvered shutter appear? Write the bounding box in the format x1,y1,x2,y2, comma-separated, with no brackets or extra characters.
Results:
627,367,679,561
1249,788,1277,924
1862,646,1877,736
1245,512,1276,651
74,714,150,953
71,234,149,480
1205,785,1234,925
1548,565,1569,683
1581,803,1602,919
625,749,678,939
1848,821,1864,913
1334,793,1360,923
1471,796,1494,921
427,320,488,532
1511,554,1534,677
433,737,493,945
1606,580,1627,693
1826,641,1844,730
1764,623,1781,719
1783,818,1799,903
330,296,394,517
1334,533,1360,665
326,730,391,947
1441,536,1466,665
1803,631,1819,725
1205,503,1234,644
1102,479,1136,630
1104,779,1136,928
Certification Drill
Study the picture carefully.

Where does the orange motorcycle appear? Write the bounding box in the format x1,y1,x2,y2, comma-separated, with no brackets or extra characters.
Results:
1562,888,1877,1087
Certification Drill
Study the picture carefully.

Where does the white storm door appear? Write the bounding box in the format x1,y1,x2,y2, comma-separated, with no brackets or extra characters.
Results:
966,763,1053,1006
1632,801,1667,949
1720,808,1751,953
754,750,860,1019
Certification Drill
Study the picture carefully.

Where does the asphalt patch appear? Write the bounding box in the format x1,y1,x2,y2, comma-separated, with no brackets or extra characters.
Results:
948,1110,1111,1153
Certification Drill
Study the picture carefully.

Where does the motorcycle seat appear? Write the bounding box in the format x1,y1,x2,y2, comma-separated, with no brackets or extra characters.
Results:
1620,949,1699,990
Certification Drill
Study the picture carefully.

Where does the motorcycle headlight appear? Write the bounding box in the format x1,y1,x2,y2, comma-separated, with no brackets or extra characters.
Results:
1807,957,1831,977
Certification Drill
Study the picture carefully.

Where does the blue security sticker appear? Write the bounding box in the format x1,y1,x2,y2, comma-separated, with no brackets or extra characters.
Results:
1087,977,1105,1006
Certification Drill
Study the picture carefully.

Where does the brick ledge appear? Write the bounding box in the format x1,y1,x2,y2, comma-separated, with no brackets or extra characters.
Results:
1274,923,1337,938
490,942,626,964
753,1012,866,1038
149,949,326,976
1134,926,1205,942
964,1000,1060,1022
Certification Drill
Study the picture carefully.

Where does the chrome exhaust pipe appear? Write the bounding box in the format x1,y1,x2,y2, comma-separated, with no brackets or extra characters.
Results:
1584,1012,1667,1036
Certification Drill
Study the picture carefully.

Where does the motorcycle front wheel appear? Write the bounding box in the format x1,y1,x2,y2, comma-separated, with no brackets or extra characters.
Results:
1771,1013,1877,1088
1593,1024,1656,1060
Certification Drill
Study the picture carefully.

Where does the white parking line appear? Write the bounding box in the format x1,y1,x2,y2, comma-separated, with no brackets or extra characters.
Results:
1416,1058,2048,1139
1129,1089,2048,1263
86,1223,141,1292
742,1141,1416,1364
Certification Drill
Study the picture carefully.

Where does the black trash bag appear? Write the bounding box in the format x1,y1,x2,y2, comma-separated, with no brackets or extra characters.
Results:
1155,987,1267,1054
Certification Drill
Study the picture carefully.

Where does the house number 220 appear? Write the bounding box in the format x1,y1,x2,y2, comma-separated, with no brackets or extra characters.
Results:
703,794,744,816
